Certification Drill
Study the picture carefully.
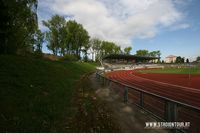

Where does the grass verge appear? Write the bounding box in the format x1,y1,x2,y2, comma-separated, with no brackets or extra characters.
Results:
138,67,200,74
0,55,96,132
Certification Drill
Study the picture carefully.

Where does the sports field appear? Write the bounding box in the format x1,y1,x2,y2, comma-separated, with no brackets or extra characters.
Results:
138,67,200,74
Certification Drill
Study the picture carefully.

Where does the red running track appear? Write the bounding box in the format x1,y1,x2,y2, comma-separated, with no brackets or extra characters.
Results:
106,70,200,108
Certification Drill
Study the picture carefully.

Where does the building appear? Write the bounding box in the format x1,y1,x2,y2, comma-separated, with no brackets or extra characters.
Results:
103,54,160,64
165,55,177,63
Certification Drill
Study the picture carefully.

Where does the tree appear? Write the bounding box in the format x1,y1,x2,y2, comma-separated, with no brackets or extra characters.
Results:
186,58,189,63
113,45,121,54
59,24,68,56
175,56,184,63
66,20,90,58
124,47,132,55
43,15,66,56
0,0,38,54
156,50,161,58
89,38,102,61
136,50,149,56
181,57,185,63
43,17,89,58
196,56,200,61
82,41,91,61
155,50,161,62
100,41,119,56
33,29,44,53
148,50,161,57
148,51,157,57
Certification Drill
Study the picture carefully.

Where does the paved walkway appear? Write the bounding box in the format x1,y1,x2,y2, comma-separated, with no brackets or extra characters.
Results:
90,73,169,133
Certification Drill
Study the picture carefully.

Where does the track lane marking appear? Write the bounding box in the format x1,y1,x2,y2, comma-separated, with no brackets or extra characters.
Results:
130,71,200,93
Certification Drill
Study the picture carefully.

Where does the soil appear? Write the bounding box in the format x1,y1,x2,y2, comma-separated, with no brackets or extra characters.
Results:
90,73,169,133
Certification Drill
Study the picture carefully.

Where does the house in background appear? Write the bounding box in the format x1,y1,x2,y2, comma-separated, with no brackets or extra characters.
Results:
165,55,177,63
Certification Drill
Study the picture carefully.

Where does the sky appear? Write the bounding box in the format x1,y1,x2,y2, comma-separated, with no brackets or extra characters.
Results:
38,0,200,61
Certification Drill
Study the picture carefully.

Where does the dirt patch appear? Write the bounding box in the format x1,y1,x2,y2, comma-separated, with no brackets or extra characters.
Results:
91,73,169,133
67,73,121,133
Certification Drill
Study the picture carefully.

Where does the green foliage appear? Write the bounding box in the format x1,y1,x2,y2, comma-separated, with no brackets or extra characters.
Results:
33,29,44,53
196,56,200,61
148,50,161,57
136,50,161,58
0,0,38,54
175,56,185,63
33,50,43,58
136,49,149,56
135,50,161,63
43,15,66,56
100,41,121,56
89,38,102,61
0,55,96,132
60,54,78,61
66,20,90,58
124,47,132,54
186,58,189,63
43,17,90,59
89,38,126,63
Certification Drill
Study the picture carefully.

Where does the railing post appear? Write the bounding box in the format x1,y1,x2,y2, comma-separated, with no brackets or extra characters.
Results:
165,101,178,133
103,77,105,85
105,78,108,86
165,101,178,122
124,87,128,103
101,76,103,85
107,79,110,87
140,92,144,107
99,75,101,83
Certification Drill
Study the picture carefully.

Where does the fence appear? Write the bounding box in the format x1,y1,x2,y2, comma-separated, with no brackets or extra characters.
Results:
96,70,200,133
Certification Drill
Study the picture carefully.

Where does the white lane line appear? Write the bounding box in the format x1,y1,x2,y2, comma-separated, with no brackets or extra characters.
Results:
130,72,200,93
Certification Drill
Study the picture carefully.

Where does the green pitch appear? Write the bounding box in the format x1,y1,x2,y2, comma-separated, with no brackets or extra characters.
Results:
138,67,200,74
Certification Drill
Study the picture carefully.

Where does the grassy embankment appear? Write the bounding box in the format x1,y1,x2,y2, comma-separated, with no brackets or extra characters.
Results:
138,67,200,74
0,55,98,132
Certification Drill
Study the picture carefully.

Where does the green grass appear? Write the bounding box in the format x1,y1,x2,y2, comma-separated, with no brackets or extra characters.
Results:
138,67,200,74
0,55,96,133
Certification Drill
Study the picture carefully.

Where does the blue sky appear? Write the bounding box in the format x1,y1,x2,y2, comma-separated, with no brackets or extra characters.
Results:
38,0,200,61
132,0,200,60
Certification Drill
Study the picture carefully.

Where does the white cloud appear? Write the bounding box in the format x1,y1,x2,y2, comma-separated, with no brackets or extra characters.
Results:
170,23,190,30
38,0,189,47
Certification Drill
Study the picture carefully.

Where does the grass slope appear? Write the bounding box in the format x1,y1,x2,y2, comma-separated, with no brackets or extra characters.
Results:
138,67,200,74
0,55,96,133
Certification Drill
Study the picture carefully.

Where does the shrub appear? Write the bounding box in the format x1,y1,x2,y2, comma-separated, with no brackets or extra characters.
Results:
60,54,78,61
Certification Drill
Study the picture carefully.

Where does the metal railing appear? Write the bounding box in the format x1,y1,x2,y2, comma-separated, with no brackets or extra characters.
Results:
96,70,200,133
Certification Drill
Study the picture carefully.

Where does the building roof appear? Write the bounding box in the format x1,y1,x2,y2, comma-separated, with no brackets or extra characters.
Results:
166,55,177,58
103,54,159,60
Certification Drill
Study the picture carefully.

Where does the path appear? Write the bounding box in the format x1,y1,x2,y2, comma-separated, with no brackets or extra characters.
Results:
90,73,169,133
